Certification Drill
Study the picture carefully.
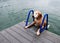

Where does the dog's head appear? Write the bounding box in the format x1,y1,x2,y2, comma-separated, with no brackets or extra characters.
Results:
34,10,42,19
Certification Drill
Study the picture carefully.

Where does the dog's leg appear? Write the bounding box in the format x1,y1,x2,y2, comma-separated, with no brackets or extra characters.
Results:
36,28,40,36
25,21,36,29
35,26,39,32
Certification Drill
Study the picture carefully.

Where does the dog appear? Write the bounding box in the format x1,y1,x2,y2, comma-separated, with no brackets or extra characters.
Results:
25,10,46,36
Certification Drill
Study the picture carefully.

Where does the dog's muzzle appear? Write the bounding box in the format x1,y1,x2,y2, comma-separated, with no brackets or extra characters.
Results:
34,13,38,18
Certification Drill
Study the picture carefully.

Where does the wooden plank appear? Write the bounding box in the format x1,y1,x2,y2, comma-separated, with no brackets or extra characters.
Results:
45,31,60,39
0,30,21,43
5,28,31,43
18,21,36,35
10,26,33,42
14,21,53,43
39,37,53,43
18,21,60,43
0,21,60,43
14,22,35,37
40,30,60,43
10,26,43,43
0,33,11,43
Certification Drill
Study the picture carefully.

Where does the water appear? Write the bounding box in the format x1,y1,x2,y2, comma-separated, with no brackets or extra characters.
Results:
0,0,60,35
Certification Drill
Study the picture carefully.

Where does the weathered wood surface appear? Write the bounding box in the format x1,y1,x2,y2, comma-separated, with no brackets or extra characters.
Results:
0,21,60,43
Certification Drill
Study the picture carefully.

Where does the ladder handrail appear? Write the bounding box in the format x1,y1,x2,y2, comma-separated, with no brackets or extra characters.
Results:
25,10,34,26
40,14,48,33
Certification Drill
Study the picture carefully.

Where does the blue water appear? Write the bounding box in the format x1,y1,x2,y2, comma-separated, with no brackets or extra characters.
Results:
0,0,60,35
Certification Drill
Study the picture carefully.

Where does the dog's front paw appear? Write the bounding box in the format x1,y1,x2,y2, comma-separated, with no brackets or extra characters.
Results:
36,29,40,36
24,26,28,29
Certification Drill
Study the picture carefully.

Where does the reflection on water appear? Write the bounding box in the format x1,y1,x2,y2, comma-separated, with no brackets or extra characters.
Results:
0,0,60,35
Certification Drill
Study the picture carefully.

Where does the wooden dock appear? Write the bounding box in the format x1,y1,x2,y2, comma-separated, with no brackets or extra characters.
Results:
0,21,60,43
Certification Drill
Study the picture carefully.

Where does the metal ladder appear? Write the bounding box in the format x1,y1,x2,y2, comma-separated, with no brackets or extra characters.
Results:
25,10,48,33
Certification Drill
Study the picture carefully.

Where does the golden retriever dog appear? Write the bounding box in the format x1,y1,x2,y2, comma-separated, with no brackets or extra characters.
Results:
25,10,46,36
